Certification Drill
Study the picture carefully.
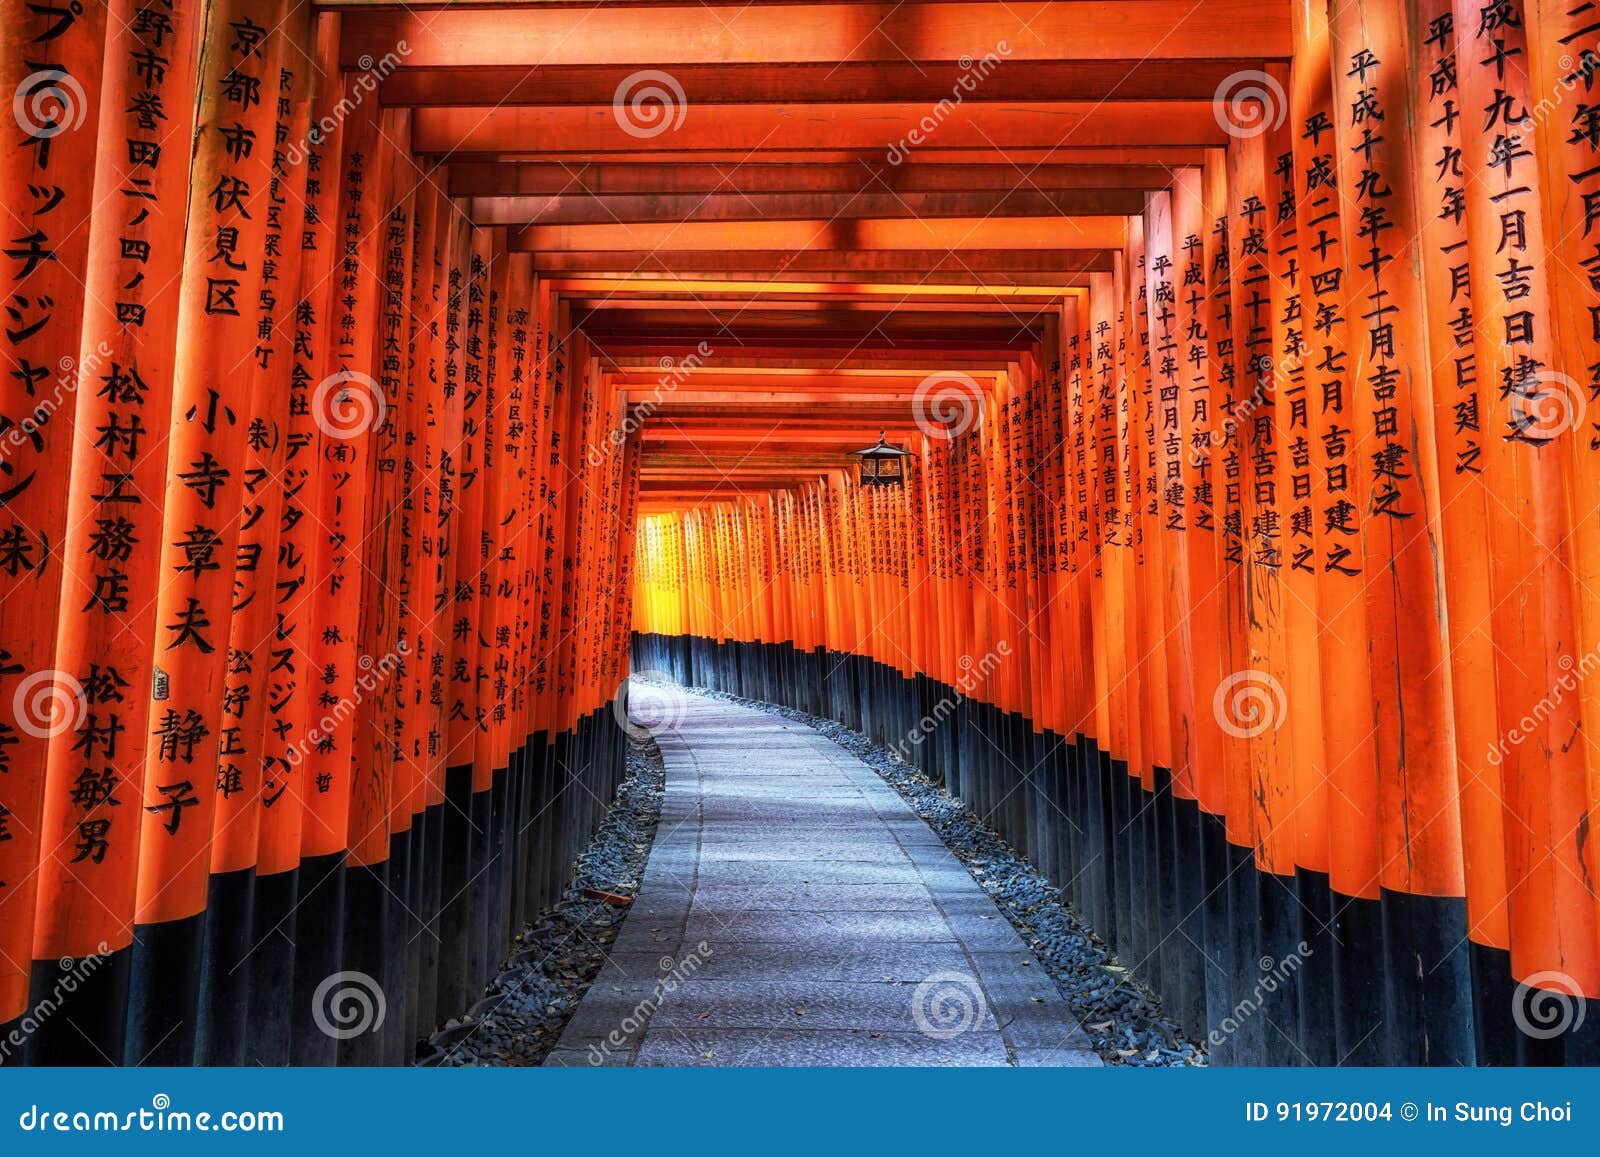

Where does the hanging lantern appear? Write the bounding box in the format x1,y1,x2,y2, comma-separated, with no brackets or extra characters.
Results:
848,431,911,489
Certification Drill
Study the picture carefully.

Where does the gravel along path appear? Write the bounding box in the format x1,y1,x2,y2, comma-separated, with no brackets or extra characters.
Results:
418,730,667,1066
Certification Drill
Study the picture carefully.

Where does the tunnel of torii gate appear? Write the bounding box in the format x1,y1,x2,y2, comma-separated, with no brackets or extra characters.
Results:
1,0,1599,1072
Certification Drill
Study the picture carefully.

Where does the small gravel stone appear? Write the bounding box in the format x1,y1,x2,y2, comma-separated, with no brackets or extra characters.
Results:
423,730,666,1066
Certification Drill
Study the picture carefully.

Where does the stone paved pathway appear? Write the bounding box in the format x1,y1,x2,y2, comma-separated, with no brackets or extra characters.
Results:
546,683,1101,1067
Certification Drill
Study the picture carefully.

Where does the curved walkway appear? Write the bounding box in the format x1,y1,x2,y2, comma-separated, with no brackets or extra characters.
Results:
546,683,1101,1067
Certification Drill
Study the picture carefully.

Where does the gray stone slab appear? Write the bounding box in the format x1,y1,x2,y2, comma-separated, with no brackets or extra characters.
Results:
698,808,864,821
693,842,912,863
689,860,926,886
609,905,691,930
1012,1046,1105,1068
695,823,884,840
967,950,1062,997
688,883,938,912
901,844,966,871
543,1046,627,1068
594,943,977,984
606,922,686,953
940,911,1032,951
590,953,701,985
647,978,1002,1033
682,909,955,943
883,822,952,844
632,1027,1013,1067
557,981,676,1045
990,1003,1102,1051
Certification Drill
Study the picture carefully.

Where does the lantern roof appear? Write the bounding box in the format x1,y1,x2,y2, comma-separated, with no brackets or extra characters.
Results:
847,431,911,462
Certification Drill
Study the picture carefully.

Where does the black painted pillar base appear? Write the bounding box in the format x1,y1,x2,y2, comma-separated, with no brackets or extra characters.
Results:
1060,735,1078,889
1222,841,1265,1064
525,734,550,917
1094,746,1118,946
1505,954,1600,1065
1294,868,1338,1067
1560,997,1600,1064
467,785,493,1006
244,867,298,1065
1380,887,1475,1066
436,763,474,1022
1470,941,1517,1066
1328,889,1387,1065
195,865,257,1065
1147,765,1173,1001
22,945,132,1066
508,744,527,953
1110,757,1135,961
337,859,390,1066
386,828,414,1065
405,820,426,1054
486,767,510,974
1170,795,1207,1040
123,910,205,1065
0,1015,21,1067
289,850,346,1066
536,736,558,912
1257,869,1303,1066
416,802,444,1040
1198,808,1232,1063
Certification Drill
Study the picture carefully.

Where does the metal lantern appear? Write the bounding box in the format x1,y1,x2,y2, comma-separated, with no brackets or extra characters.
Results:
848,431,911,488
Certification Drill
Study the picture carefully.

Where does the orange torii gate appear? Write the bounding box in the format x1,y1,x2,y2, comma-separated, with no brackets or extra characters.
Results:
22,0,198,1068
